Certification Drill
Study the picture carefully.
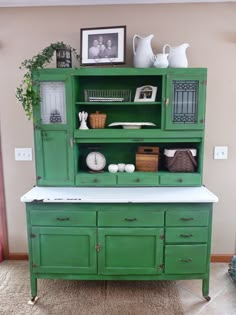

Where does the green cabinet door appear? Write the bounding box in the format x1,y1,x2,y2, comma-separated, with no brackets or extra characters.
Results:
165,72,207,130
98,228,164,275
31,227,97,274
35,129,74,186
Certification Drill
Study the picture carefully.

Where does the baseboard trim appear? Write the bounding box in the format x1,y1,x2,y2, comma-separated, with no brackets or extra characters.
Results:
6,253,233,263
211,254,233,263
8,253,28,260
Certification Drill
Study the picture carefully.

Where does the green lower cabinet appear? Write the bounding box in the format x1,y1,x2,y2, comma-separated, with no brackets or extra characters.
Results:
31,227,97,274
98,228,164,275
165,244,207,274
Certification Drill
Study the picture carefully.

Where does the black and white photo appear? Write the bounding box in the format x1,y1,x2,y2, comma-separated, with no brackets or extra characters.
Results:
80,26,126,65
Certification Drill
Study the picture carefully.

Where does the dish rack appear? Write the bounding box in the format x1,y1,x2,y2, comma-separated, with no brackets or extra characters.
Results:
84,89,131,102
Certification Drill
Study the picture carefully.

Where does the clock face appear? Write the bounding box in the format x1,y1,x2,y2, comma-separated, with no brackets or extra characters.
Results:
86,152,106,172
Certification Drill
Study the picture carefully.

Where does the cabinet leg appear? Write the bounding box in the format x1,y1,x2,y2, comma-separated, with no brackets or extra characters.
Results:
202,278,211,301
28,276,38,305
28,296,39,305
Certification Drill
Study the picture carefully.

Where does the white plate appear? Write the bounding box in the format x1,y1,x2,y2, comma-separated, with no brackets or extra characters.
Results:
108,122,156,129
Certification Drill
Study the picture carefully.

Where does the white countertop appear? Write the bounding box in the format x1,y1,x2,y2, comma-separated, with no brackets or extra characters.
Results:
21,186,218,203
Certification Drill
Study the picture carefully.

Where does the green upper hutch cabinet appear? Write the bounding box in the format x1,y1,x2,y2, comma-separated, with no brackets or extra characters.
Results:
32,68,207,187
165,70,207,130
33,70,74,186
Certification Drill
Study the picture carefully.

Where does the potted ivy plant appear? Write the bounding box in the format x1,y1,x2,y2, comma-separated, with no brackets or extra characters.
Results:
16,41,80,120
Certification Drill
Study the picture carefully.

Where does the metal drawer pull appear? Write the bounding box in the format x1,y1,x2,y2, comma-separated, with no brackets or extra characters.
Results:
124,218,137,222
180,234,193,238
180,217,194,221
179,258,192,263
56,217,70,221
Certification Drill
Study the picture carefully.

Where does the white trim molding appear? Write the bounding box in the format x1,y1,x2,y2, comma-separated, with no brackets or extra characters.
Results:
0,0,235,8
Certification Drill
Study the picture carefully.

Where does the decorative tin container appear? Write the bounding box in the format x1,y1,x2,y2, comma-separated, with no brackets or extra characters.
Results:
56,48,72,68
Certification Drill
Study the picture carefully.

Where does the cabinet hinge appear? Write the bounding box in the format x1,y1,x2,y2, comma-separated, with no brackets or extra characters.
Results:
30,233,36,238
96,244,101,252
160,234,165,240
201,80,207,86
165,98,169,106
158,264,164,270
69,138,75,148
32,263,37,267
37,176,41,180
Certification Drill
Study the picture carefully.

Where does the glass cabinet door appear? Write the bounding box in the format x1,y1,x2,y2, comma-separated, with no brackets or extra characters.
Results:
40,81,67,124
165,74,206,130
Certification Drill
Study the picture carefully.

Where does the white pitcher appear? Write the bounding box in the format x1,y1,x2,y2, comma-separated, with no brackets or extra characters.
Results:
133,34,154,68
163,43,189,68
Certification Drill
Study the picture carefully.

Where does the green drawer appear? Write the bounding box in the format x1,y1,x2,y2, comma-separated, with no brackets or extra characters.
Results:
159,173,201,186
98,210,164,227
166,210,209,226
117,173,159,186
76,173,116,186
31,210,96,226
165,244,207,274
165,227,208,243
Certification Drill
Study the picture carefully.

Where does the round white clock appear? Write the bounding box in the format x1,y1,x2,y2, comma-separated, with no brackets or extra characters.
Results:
86,152,106,172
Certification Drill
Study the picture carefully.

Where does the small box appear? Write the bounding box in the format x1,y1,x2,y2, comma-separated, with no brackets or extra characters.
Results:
136,146,159,172
164,149,197,172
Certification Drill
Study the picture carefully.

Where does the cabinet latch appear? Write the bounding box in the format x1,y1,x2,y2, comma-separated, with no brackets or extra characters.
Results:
96,244,101,252
30,233,36,238
32,263,37,267
160,234,165,240
165,98,169,106
158,264,164,270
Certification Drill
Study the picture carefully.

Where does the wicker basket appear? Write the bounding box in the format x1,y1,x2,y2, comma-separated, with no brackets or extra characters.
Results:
89,111,107,129
136,146,159,172
164,149,197,172
228,256,236,283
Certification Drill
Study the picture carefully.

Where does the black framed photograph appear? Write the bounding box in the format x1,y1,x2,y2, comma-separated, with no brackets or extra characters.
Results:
80,26,126,66
134,85,158,102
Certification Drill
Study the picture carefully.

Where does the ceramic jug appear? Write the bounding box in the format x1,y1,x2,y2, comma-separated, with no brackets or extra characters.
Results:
153,52,169,68
163,43,189,68
133,34,154,68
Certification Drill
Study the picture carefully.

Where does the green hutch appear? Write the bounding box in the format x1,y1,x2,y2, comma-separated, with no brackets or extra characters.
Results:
21,67,218,304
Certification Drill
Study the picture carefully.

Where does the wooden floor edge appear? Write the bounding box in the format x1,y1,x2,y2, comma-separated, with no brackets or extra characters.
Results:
211,254,233,263
5,253,234,262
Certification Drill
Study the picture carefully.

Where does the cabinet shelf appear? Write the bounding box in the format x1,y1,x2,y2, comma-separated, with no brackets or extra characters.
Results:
74,129,203,141
76,102,162,106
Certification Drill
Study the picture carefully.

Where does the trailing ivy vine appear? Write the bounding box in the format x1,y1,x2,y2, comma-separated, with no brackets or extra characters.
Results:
16,42,80,120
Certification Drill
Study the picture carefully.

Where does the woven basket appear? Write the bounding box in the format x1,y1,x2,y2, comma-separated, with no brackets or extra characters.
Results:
228,256,236,283
164,149,197,172
89,111,107,129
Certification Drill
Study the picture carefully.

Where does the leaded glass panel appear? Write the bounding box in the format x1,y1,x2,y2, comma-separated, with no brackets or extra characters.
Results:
172,80,198,124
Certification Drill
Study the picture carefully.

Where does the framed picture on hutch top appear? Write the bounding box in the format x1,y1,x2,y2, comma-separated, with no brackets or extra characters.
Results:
80,26,126,66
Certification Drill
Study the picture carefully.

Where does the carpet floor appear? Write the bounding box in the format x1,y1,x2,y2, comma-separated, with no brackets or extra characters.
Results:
0,261,184,315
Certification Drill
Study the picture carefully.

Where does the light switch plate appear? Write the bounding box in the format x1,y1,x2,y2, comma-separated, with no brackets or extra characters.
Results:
214,146,228,160
15,148,32,161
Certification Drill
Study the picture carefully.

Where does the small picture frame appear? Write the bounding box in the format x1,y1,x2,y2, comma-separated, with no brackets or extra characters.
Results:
134,85,157,102
80,25,126,66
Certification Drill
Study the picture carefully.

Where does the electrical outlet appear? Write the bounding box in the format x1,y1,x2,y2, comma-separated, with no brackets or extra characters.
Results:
214,146,228,160
15,148,32,161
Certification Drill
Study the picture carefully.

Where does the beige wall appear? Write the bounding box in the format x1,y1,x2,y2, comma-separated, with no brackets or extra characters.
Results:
0,3,235,254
